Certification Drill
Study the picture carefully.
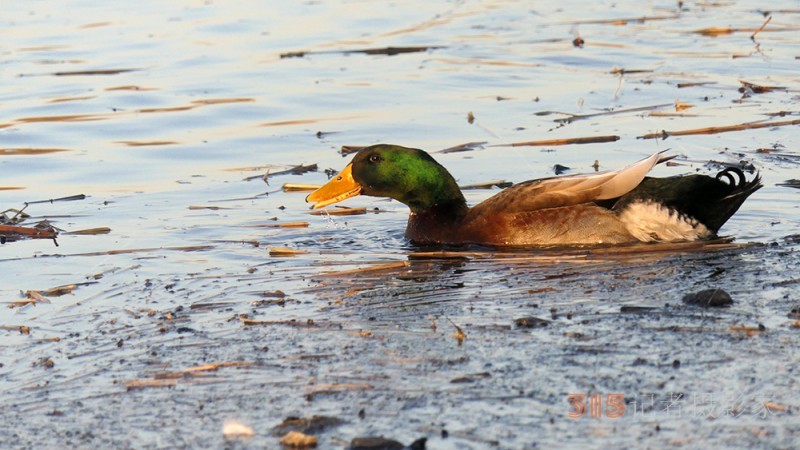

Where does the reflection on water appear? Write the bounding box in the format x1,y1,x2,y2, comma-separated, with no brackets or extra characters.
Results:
1,1,799,448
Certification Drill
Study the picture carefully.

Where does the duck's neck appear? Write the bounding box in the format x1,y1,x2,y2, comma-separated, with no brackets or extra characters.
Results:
397,157,467,215
406,199,470,243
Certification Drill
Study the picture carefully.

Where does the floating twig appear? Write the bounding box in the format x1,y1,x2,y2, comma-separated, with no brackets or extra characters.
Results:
25,194,86,205
339,145,364,156
549,103,673,124
459,180,513,190
63,227,111,235
446,317,466,346
738,80,787,94
282,183,321,192
240,317,317,327
244,222,309,228
751,15,772,40
318,261,409,277
638,118,800,139
281,46,444,59
560,14,678,25
435,141,488,154
677,81,717,88
0,223,58,242
309,207,367,216
269,247,311,257
492,135,620,147
52,68,139,77
243,163,317,182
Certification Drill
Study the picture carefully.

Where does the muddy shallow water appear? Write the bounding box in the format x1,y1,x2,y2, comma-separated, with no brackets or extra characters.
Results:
2,1,799,449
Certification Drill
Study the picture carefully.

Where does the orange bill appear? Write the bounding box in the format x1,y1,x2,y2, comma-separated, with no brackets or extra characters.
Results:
305,163,362,209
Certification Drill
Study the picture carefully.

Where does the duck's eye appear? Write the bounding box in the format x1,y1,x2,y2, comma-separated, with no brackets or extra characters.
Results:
369,154,382,164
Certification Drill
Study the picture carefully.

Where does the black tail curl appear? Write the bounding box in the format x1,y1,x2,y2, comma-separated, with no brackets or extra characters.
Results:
715,167,747,188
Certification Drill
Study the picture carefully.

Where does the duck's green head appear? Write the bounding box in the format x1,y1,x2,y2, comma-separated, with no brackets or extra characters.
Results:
306,144,465,213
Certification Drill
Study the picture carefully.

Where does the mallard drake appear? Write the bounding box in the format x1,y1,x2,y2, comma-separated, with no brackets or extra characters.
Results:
306,144,761,246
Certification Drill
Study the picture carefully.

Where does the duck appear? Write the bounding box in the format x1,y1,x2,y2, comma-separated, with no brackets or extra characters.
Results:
306,144,762,246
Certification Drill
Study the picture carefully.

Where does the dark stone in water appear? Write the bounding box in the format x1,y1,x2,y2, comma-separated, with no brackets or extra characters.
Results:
681,289,733,307
272,415,344,436
349,436,404,450
409,438,427,450
514,316,550,328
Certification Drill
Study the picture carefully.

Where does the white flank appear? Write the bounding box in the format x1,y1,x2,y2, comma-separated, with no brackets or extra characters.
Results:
618,200,711,242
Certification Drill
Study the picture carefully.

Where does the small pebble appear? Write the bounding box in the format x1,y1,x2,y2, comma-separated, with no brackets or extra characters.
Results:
514,316,550,328
349,437,403,450
681,289,733,307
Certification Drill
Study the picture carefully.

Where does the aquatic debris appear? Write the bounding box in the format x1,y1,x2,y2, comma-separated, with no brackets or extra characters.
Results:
728,324,766,336
447,317,466,346
243,163,318,182
693,27,743,37
1,147,71,155
256,290,287,298
0,223,58,243
609,67,654,75
181,362,258,373
677,81,717,88
340,146,364,156
244,222,309,228
407,251,476,260
50,68,139,76
751,15,772,40
27,194,87,205
188,205,231,210
123,379,179,390
638,118,800,139
620,306,659,314
318,261,409,277
435,141,487,154
492,135,620,147
25,282,96,299
762,402,788,413
348,436,427,450
6,291,49,309
305,383,374,400
63,227,111,235
347,142,487,156
283,183,322,192
269,247,310,257
115,140,178,147
562,14,678,25
105,85,157,91
738,80,787,94
349,436,404,450
279,431,317,448
682,289,733,307
280,46,444,59
309,207,367,216
540,103,673,124
272,415,345,436
459,180,513,190
1,325,31,334
29,245,214,259
223,419,255,440
125,362,256,390
240,317,317,327
514,316,550,328
450,372,491,383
